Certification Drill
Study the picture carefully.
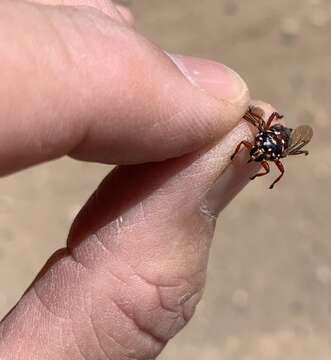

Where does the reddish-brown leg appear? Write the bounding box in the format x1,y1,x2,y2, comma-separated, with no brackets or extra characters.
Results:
291,150,309,156
266,112,284,129
231,141,253,160
269,160,285,189
250,161,270,180
243,108,266,131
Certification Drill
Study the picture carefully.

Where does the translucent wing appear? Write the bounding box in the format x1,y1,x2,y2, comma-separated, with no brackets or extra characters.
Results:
243,106,266,131
286,125,313,155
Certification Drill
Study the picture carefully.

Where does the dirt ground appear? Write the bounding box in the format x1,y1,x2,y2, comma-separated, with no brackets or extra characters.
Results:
1,0,331,359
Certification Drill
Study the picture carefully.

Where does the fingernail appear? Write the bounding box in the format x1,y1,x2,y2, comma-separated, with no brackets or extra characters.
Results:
203,158,259,217
168,54,248,103
115,4,135,26
200,124,260,217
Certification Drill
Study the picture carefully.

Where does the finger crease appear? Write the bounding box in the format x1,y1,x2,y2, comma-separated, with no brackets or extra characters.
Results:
89,315,113,360
110,297,165,347
32,286,69,322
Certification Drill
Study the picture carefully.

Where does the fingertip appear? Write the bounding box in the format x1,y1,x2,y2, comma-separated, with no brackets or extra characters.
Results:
115,4,135,27
167,54,250,144
202,100,280,216
168,55,248,104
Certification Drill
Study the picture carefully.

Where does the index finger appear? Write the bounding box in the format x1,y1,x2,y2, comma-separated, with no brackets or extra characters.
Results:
0,1,249,176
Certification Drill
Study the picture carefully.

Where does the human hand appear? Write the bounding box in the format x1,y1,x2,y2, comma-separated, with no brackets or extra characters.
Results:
0,1,262,358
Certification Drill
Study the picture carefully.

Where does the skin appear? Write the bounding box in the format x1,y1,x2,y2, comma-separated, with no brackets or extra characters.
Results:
0,1,274,359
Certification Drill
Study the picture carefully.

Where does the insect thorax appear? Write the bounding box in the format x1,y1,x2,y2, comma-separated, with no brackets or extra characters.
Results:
251,128,289,162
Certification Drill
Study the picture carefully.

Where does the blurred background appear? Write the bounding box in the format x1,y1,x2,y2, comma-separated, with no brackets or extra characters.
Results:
0,0,330,359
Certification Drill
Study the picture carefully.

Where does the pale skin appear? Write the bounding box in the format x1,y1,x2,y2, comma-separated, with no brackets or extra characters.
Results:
0,1,273,358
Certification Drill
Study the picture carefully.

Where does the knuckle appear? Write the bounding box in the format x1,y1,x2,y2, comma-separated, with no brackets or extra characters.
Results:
116,270,205,342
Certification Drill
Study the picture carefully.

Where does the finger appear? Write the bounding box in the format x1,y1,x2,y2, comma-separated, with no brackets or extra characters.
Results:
29,0,127,24
115,4,135,26
0,1,248,176
0,103,273,359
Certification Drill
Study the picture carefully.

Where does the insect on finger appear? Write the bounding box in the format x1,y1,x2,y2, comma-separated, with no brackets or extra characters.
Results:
233,106,313,189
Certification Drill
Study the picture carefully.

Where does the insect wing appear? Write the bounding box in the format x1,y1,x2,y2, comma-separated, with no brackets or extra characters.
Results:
243,106,265,131
249,106,265,119
287,125,313,154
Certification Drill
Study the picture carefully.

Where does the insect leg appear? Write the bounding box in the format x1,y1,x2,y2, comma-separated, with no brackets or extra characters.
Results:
250,161,270,180
290,150,309,156
230,141,253,160
269,160,285,189
266,112,284,129
243,110,266,131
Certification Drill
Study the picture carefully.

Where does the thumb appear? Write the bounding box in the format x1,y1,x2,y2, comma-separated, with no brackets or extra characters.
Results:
0,1,249,175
